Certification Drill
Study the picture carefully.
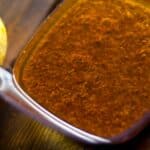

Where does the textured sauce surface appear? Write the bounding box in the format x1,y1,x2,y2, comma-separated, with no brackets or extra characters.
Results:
19,0,150,138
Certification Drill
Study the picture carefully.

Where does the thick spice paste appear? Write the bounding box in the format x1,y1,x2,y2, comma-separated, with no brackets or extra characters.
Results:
20,0,150,138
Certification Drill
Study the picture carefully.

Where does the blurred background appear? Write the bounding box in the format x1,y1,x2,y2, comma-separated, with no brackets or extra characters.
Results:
0,0,150,149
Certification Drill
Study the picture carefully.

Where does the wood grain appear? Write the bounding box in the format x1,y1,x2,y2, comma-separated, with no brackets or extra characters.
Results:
0,0,150,149
0,0,82,149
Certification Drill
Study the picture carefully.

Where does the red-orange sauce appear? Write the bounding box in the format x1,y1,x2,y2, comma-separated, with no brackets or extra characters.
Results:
20,0,150,138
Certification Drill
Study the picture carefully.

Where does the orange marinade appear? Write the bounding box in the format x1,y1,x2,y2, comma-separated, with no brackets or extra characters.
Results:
20,0,150,138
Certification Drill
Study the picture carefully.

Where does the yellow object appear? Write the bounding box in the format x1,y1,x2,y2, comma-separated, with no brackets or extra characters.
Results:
0,18,7,65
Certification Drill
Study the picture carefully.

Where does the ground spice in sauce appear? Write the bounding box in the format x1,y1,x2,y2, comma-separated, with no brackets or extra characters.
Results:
20,0,150,138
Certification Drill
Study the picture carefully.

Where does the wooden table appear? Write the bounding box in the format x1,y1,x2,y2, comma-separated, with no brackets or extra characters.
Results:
0,0,150,149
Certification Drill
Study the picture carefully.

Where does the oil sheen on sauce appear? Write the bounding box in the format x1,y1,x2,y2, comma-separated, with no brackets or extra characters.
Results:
19,0,150,138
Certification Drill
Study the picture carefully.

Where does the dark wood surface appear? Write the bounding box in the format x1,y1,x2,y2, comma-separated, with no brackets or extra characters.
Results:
0,0,60,67
0,0,150,149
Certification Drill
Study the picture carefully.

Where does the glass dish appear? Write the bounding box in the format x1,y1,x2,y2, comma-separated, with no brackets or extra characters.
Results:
0,0,150,145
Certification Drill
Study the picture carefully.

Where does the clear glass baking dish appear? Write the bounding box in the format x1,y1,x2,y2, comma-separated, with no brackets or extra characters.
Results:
0,0,150,145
